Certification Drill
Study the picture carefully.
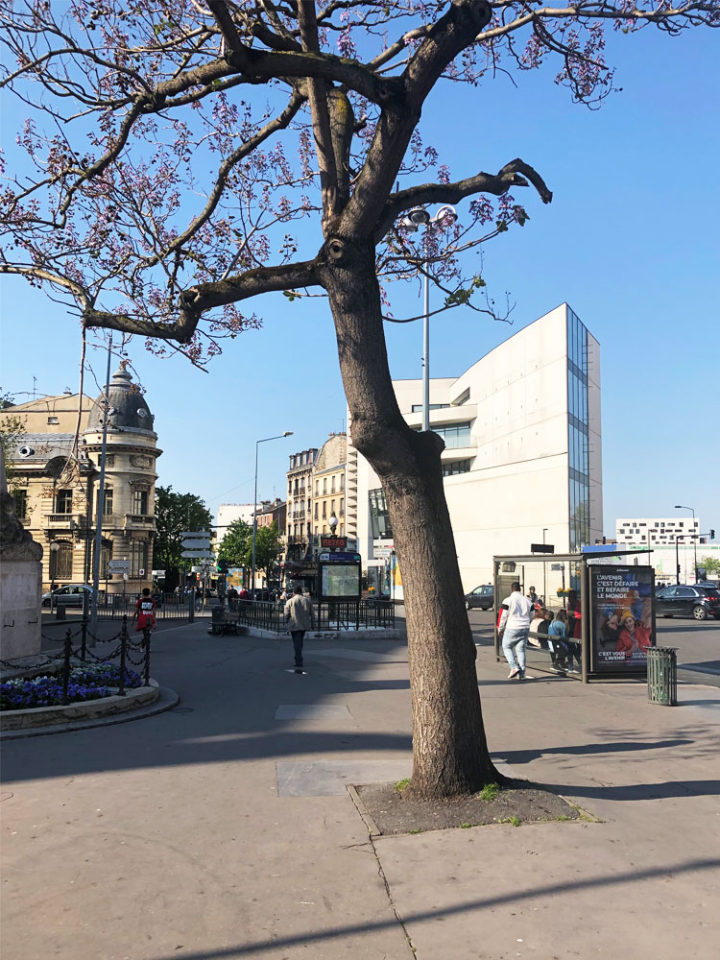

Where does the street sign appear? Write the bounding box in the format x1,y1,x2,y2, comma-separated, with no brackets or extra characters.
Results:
319,551,360,563
320,536,347,549
182,550,213,559
180,531,211,540
108,559,130,572
530,543,555,554
152,569,166,578
374,546,394,558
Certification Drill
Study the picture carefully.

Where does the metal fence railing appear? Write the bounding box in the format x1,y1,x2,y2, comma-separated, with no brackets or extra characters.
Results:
228,598,395,634
43,593,210,623
2,616,152,704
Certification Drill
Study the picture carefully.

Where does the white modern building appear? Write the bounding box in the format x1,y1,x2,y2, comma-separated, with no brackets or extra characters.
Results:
616,517,702,548
615,516,718,585
216,503,255,539
349,303,603,595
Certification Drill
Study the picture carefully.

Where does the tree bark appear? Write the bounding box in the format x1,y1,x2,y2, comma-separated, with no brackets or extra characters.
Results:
321,236,502,799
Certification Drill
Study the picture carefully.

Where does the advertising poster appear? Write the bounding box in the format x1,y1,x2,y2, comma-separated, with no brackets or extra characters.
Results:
320,563,361,599
590,565,655,673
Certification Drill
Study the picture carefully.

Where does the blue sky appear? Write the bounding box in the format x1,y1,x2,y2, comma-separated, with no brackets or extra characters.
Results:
1,22,718,541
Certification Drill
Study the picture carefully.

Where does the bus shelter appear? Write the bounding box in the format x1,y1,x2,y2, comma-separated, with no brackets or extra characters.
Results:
492,549,655,683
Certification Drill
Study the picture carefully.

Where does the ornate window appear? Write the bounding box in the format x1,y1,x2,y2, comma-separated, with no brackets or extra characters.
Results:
56,489,73,514
129,540,148,578
97,486,113,516
12,489,27,520
50,541,73,580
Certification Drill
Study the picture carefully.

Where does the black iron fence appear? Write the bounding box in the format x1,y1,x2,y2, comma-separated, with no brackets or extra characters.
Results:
44,592,205,622
1,616,152,705
228,598,395,633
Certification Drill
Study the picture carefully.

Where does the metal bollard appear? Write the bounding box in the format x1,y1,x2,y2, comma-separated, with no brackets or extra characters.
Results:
62,629,73,704
118,616,128,696
143,625,152,687
647,646,677,706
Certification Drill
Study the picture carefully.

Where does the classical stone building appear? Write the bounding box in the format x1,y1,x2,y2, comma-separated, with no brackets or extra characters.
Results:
1,365,160,596
311,433,349,539
285,447,318,564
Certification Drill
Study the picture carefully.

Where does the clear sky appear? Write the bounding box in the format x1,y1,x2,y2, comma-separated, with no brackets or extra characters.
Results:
1,22,718,542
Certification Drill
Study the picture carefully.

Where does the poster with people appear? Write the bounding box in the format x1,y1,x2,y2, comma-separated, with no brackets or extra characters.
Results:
590,566,655,673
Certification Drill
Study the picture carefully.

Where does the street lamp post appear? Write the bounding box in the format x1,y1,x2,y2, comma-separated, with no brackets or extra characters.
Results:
400,206,457,432
251,432,293,597
674,504,697,583
542,527,549,602
89,334,113,643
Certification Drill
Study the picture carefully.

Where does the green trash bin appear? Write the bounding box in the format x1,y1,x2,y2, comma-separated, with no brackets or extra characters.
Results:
647,646,677,706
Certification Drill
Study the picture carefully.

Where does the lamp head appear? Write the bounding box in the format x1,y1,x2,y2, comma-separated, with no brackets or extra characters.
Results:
434,205,458,225
407,207,430,226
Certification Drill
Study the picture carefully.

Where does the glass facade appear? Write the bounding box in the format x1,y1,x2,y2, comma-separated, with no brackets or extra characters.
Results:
442,459,472,476
369,487,392,540
567,307,591,551
414,421,472,448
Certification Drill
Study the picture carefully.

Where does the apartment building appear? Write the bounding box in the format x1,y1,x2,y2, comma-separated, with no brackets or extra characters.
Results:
285,447,318,563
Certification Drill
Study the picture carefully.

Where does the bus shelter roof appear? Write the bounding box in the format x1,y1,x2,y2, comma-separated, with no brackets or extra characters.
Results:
492,549,653,564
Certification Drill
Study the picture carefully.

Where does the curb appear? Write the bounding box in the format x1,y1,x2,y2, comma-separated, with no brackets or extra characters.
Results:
0,685,180,740
347,783,382,838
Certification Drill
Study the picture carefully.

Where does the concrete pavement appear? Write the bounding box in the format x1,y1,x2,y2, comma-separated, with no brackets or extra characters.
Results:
2,619,719,959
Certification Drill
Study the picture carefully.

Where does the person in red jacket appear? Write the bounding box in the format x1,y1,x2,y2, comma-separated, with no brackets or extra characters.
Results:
616,614,652,661
132,588,156,633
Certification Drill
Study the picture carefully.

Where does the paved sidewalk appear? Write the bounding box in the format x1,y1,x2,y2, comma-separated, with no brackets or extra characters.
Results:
2,621,719,959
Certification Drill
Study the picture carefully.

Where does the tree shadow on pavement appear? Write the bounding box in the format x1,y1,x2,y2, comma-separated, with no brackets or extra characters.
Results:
538,779,720,801
500,737,694,764
139,856,720,960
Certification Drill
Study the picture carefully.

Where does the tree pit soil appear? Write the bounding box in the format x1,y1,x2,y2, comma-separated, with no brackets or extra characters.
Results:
353,781,586,836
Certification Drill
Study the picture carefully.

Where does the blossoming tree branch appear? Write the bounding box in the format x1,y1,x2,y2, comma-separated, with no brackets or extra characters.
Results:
1,0,717,798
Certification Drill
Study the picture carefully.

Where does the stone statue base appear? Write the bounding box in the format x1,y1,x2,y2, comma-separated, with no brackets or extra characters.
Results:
1,559,43,661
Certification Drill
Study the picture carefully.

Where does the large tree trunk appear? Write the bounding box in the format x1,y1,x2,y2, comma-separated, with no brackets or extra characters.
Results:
322,238,503,798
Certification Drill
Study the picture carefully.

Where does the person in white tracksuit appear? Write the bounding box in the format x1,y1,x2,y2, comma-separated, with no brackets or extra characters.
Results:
497,581,533,680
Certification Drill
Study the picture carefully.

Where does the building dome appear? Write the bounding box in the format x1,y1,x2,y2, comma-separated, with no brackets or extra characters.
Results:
86,363,155,434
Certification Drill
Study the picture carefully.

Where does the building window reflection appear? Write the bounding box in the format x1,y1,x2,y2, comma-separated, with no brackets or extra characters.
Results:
369,488,392,540
567,307,590,551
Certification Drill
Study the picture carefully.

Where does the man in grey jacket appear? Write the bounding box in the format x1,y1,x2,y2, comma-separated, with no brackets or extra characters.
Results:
284,585,314,670
497,581,533,680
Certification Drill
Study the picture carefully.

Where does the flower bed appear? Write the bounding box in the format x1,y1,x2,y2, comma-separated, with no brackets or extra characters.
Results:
1,664,142,711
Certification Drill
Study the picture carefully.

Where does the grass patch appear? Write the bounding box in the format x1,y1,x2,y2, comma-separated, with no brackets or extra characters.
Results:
476,782,500,802
499,816,521,827
394,777,410,792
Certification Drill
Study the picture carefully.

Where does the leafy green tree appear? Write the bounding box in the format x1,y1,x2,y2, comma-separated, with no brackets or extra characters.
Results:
253,522,282,585
217,518,252,570
154,486,213,580
700,556,720,577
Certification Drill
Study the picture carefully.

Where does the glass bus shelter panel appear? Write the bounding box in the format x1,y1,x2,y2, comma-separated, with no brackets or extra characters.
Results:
589,565,656,675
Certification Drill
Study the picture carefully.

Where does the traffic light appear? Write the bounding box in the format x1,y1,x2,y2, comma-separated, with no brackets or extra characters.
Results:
217,559,228,574
711,529,716,541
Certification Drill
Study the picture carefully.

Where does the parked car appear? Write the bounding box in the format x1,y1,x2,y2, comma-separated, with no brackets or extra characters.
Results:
41,584,93,608
655,584,720,621
464,584,494,610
